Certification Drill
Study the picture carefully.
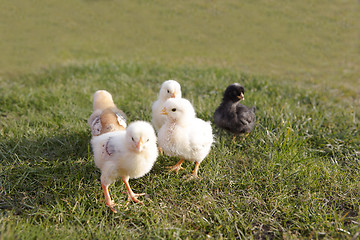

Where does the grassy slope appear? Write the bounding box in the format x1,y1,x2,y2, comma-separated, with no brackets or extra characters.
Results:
0,62,359,239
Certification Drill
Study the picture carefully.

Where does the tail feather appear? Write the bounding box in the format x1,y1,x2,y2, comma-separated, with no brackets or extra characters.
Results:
100,108,126,134
89,90,127,136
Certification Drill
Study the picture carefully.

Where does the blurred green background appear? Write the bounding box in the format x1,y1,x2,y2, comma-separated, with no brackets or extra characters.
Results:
1,0,359,91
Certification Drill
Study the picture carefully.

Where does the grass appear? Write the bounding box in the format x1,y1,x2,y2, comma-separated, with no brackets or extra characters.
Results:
0,62,359,239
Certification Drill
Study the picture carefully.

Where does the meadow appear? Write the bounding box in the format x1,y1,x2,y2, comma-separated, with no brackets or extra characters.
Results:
1,62,359,239
1,0,360,239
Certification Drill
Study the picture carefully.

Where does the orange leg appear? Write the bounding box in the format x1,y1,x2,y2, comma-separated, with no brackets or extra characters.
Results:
158,146,163,155
233,134,249,143
121,176,145,206
191,161,201,178
232,135,237,144
101,183,118,213
184,161,201,182
166,158,185,173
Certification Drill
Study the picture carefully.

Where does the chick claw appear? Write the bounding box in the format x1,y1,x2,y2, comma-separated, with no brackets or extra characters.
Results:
124,192,145,207
102,199,118,213
166,158,185,174
184,174,199,182
166,165,185,173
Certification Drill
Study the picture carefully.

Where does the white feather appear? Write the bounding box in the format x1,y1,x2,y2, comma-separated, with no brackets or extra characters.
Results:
158,98,213,164
152,80,182,132
91,121,158,187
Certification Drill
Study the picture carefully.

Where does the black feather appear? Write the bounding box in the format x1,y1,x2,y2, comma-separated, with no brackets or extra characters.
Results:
214,83,256,135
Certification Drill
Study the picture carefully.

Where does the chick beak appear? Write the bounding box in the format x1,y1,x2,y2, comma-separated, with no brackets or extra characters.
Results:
161,107,168,115
171,91,177,98
136,137,144,152
237,92,245,101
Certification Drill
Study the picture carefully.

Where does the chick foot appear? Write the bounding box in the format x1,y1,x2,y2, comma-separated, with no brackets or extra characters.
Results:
104,199,118,213
124,192,145,207
122,176,145,207
184,174,200,182
185,161,201,181
166,158,185,174
101,184,119,213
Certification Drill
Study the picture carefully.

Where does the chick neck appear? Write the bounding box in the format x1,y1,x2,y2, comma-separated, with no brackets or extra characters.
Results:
172,114,194,127
223,94,241,103
159,94,169,102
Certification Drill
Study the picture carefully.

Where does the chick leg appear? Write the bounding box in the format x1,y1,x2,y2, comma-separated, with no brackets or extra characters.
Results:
101,183,118,213
121,176,145,206
166,158,185,173
185,161,201,182
191,161,201,178
158,146,163,155
232,134,248,143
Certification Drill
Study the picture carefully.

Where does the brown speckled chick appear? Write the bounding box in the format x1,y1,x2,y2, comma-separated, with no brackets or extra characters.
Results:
88,90,127,136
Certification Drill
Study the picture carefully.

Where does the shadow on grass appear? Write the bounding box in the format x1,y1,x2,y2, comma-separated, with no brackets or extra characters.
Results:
0,131,97,213
1,131,90,164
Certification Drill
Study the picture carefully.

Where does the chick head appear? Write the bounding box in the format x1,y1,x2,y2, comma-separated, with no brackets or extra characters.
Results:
223,83,245,102
161,98,196,125
159,80,182,101
126,121,157,152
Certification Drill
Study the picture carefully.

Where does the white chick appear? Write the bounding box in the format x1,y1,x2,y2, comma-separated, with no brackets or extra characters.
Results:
158,98,213,178
91,121,158,212
151,80,182,132
88,90,127,136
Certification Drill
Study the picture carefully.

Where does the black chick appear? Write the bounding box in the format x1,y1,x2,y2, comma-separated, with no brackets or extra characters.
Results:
214,83,256,139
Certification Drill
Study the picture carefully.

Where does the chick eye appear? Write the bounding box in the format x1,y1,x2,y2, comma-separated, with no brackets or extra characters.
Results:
167,90,170,93
146,139,149,142
171,108,176,112
132,137,135,141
